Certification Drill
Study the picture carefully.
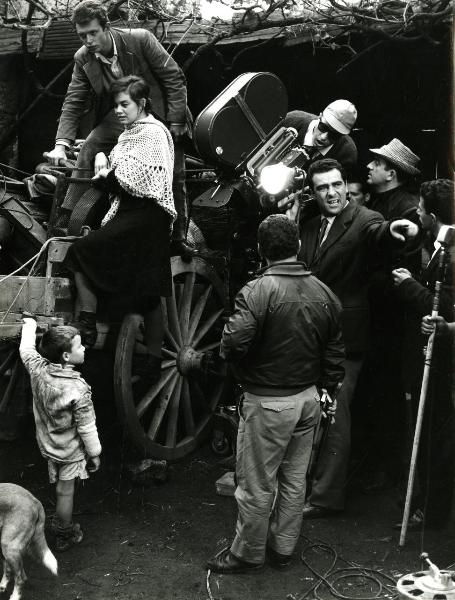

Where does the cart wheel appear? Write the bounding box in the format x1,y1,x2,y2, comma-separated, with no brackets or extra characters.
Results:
114,256,229,460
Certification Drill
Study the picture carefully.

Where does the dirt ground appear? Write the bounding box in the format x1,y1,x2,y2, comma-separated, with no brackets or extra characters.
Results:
1,352,454,600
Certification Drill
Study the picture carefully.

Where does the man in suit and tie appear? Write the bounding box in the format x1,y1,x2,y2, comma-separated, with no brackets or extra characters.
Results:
283,100,358,173
46,0,191,253
392,179,454,530
286,158,419,518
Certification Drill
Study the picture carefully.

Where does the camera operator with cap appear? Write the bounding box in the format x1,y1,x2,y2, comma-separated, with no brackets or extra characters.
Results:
283,100,358,173
356,139,422,494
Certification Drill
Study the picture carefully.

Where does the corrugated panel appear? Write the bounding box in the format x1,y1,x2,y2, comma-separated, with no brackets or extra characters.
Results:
38,19,81,59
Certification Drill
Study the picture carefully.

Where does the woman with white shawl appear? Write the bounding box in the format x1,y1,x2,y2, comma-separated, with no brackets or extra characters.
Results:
65,75,175,383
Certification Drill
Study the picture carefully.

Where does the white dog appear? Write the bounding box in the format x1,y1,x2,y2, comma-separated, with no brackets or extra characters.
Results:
0,483,58,600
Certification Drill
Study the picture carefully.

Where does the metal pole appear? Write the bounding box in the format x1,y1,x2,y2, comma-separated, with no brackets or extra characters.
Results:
399,242,450,546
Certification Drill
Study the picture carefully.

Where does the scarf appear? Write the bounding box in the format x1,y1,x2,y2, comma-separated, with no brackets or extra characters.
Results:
101,115,176,226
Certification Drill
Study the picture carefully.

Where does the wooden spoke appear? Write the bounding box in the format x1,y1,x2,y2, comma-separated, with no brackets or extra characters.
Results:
147,371,179,440
181,378,195,437
162,359,176,369
196,340,221,353
165,375,183,447
191,308,224,348
162,347,177,359
210,380,225,411
166,286,183,346
136,367,176,418
162,300,179,351
187,283,213,342
178,271,196,343
190,380,211,411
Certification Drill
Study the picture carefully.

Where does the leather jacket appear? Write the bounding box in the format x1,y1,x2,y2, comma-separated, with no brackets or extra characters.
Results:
221,262,345,396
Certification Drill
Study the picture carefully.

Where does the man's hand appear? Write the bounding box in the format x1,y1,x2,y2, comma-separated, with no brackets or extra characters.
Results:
390,219,419,242
46,145,67,166
94,152,109,175
277,193,300,222
392,267,412,286
421,315,449,336
87,456,101,473
169,123,187,143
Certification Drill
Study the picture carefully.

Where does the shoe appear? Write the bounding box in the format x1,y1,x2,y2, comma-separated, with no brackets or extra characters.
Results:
171,239,198,262
55,522,84,552
266,547,293,570
206,548,263,574
301,502,342,519
393,508,424,531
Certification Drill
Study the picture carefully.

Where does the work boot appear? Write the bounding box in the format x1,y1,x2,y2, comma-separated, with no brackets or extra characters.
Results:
76,311,97,348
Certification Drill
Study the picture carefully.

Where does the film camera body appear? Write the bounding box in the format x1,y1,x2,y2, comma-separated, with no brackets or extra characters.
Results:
191,72,317,295
193,71,312,211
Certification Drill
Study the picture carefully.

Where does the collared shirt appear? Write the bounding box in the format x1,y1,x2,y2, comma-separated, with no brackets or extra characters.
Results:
95,32,123,78
304,119,334,156
429,240,441,263
319,201,349,245
19,322,101,463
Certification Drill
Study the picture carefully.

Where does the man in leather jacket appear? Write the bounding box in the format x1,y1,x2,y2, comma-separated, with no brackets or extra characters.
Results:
206,214,345,574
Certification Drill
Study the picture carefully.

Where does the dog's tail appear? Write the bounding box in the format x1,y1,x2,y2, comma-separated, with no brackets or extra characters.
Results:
30,504,58,576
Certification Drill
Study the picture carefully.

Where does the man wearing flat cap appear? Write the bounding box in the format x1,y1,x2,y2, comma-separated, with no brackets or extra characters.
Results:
283,100,358,173
358,138,422,493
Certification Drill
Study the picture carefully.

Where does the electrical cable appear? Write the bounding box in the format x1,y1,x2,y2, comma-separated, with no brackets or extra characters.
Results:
296,537,400,600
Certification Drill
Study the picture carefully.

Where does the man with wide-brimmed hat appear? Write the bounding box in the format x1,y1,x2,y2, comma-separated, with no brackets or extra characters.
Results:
367,138,420,222
283,99,358,173
358,138,421,494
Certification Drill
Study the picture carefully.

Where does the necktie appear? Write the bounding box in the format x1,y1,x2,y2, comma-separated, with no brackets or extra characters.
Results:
317,217,329,247
313,217,328,263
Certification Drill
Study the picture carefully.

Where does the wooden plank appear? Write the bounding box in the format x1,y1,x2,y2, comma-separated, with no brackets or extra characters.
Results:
0,276,72,315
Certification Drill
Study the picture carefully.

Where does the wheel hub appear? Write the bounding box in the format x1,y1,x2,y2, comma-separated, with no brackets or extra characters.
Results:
177,345,205,375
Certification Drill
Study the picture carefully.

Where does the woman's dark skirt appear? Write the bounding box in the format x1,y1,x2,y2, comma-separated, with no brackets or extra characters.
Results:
65,196,172,314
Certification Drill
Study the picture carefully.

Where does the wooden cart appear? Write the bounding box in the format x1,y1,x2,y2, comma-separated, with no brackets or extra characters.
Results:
0,187,231,460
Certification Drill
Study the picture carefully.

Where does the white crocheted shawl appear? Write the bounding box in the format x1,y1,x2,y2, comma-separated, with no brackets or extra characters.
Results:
109,115,176,221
